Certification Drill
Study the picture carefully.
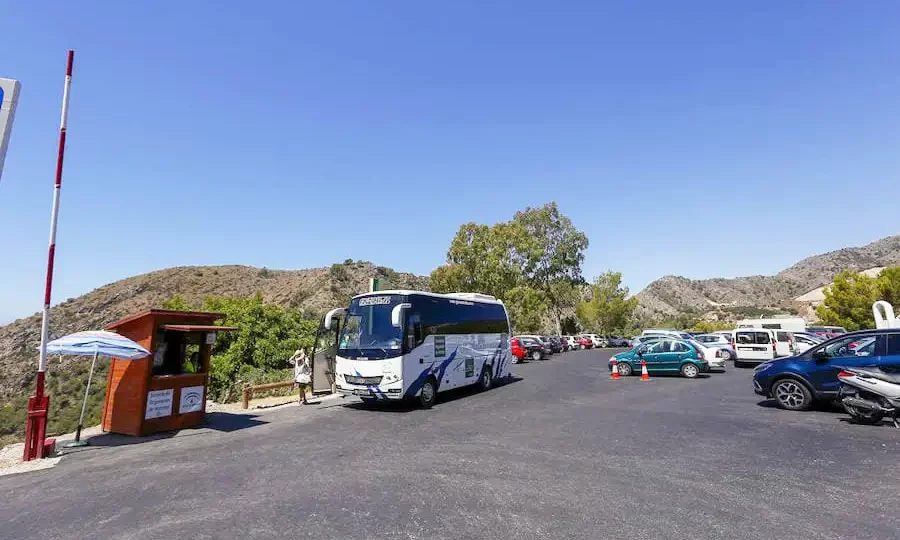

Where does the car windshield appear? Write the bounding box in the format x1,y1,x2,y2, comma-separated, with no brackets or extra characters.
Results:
338,294,404,360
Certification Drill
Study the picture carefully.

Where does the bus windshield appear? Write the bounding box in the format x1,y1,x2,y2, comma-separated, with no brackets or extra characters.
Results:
338,294,405,360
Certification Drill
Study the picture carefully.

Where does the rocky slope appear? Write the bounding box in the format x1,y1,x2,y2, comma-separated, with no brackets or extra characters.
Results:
636,235,900,320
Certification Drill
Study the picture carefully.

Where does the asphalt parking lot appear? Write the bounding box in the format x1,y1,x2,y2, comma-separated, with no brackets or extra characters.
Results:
2,349,900,539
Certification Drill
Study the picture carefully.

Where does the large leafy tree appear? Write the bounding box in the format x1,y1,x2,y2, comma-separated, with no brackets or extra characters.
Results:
576,271,638,334
504,286,549,333
815,270,880,331
430,222,520,299
430,202,588,334
511,203,589,334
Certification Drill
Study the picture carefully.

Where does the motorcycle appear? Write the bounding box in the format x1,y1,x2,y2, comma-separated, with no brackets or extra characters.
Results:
836,366,900,427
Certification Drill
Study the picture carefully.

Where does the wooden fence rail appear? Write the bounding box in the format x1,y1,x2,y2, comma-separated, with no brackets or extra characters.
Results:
241,380,295,409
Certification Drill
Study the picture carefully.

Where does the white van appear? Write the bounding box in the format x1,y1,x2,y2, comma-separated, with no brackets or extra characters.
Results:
732,328,779,367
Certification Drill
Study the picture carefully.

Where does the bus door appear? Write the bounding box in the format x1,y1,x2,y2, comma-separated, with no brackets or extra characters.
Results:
311,314,342,394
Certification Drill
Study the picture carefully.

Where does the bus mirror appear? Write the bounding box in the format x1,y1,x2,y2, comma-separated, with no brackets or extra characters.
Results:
391,303,412,328
324,307,347,331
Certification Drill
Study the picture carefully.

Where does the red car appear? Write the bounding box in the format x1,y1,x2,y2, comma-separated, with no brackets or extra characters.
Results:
511,338,526,361
576,336,593,349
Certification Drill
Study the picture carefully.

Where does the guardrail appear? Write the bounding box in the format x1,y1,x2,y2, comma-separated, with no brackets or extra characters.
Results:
241,380,296,409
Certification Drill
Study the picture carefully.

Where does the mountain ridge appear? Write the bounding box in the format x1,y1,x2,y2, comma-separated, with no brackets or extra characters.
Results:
636,234,900,320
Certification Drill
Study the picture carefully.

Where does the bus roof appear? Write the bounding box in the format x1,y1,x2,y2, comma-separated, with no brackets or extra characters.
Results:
352,290,504,305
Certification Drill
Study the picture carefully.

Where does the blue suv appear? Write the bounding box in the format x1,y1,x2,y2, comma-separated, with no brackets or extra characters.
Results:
753,329,900,410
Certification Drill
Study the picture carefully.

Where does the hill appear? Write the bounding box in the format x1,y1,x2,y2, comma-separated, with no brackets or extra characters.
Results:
636,235,900,321
0,261,428,444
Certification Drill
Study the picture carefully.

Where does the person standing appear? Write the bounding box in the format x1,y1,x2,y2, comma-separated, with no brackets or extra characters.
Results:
290,349,312,405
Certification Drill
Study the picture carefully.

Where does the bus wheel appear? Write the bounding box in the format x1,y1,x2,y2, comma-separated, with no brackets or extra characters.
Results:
419,377,437,409
478,366,493,391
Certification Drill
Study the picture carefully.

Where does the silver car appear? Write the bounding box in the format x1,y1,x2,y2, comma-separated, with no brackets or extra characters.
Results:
693,334,737,362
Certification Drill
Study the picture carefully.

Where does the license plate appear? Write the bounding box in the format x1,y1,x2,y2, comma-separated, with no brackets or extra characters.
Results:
353,389,374,396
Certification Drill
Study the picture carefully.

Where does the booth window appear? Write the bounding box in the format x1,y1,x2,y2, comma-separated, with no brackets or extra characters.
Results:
152,330,205,376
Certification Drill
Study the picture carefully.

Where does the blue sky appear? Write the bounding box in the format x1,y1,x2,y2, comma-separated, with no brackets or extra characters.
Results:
1,1,899,324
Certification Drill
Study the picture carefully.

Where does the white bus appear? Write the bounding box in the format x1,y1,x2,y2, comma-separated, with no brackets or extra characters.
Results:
325,290,512,408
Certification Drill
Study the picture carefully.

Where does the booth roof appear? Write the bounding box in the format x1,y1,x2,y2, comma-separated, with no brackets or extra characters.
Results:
105,309,227,330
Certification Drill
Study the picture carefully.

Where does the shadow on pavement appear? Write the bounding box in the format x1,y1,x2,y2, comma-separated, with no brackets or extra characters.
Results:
755,399,846,413
64,412,267,451
342,375,525,413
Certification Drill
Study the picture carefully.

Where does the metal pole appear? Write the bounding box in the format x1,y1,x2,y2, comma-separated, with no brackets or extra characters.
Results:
73,349,98,444
24,49,74,462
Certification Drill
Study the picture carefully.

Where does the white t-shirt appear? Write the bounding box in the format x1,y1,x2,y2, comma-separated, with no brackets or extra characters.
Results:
293,355,311,384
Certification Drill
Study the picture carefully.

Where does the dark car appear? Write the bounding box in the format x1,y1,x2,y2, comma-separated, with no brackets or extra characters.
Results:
546,336,565,353
517,337,549,361
753,329,900,410
606,335,632,347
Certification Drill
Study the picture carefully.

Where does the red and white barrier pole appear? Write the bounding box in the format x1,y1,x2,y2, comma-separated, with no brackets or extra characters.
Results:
23,50,74,461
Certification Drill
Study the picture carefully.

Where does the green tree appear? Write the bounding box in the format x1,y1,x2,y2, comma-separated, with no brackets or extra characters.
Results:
162,294,191,311
577,271,638,334
876,266,900,306
510,203,589,334
162,292,319,402
815,270,879,331
504,286,548,333
430,222,521,300
429,202,588,334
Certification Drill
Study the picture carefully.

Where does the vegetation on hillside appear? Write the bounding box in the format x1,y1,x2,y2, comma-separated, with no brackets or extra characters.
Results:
816,266,900,331
576,272,639,335
163,293,319,403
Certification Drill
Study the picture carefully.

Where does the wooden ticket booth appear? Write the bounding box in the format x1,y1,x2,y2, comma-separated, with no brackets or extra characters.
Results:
101,309,235,436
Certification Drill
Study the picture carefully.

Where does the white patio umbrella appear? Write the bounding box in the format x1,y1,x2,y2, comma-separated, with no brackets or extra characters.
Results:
41,330,150,446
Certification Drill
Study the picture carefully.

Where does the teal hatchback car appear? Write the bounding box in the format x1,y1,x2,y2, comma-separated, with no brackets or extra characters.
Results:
608,337,709,378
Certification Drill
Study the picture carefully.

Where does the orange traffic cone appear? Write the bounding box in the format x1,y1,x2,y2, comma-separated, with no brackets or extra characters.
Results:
640,359,650,381
610,357,620,379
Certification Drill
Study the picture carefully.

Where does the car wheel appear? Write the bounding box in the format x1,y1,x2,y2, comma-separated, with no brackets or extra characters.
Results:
531,350,542,361
719,349,732,361
617,362,633,377
772,378,812,411
478,366,493,391
419,377,437,409
680,363,700,379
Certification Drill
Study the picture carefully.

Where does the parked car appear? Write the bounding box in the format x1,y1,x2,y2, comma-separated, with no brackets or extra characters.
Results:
582,334,605,348
692,334,737,362
564,336,578,350
733,328,780,367
608,338,710,378
686,339,729,371
606,335,632,347
516,335,554,354
791,332,823,354
806,325,847,339
753,329,900,410
510,337,527,363
630,335,665,348
575,335,593,349
516,336,550,361
546,336,565,353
